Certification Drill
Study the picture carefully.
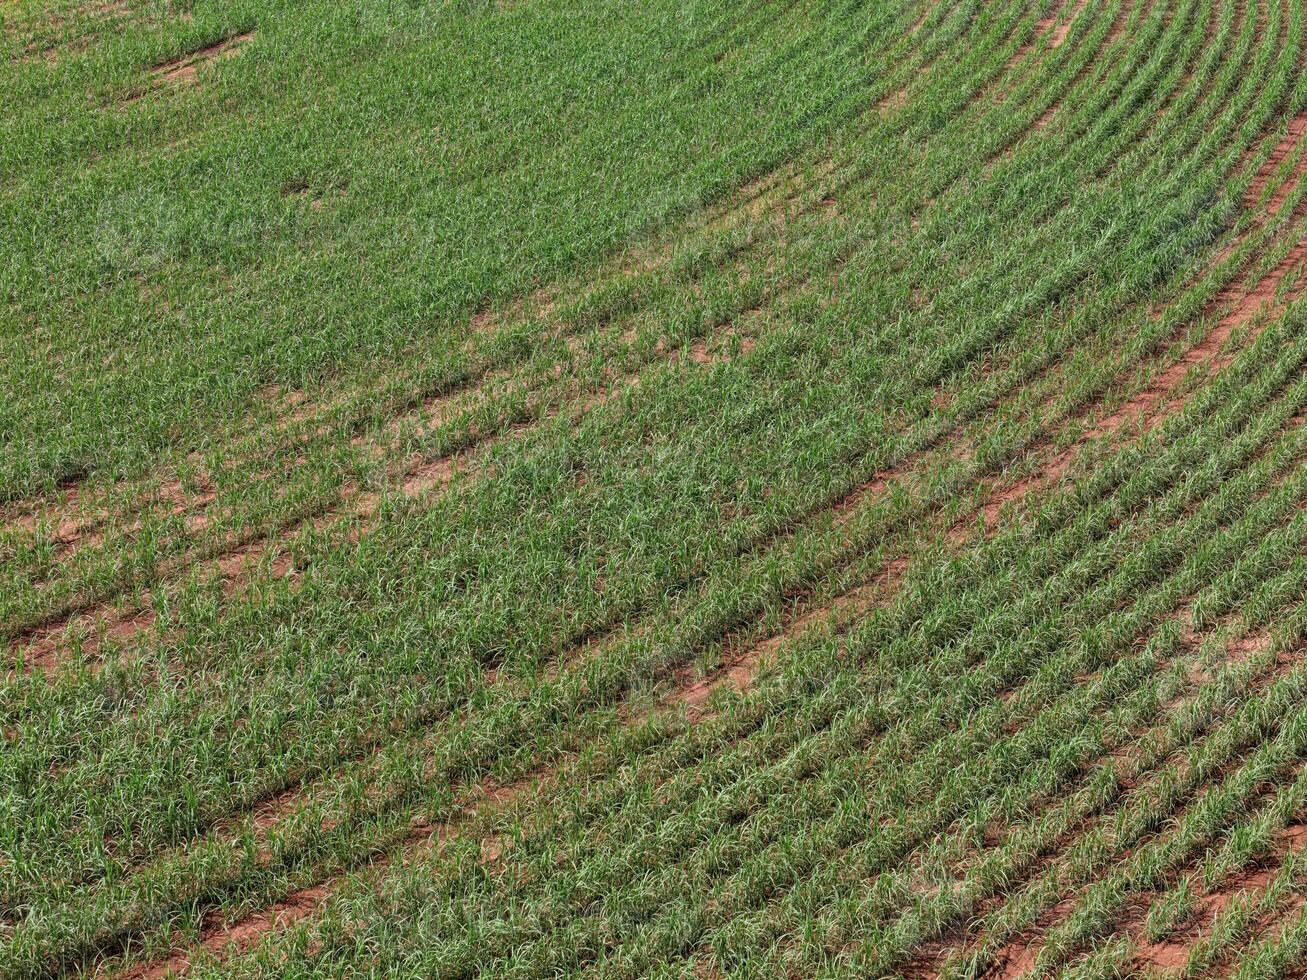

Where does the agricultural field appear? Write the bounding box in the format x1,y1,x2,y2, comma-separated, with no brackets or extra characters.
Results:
5,0,1307,975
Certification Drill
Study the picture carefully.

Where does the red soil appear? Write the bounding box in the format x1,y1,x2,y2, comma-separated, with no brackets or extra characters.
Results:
1046,0,1089,48
962,202,1307,542
123,884,332,980
153,31,254,84
121,774,540,979
1132,823,1307,972
1244,113,1307,211
676,556,907,719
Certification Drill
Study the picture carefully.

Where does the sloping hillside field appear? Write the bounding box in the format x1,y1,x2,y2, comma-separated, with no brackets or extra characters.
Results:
6,0,1307,975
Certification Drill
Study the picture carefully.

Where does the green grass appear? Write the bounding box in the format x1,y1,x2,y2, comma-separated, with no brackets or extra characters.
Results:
5,0,1307,976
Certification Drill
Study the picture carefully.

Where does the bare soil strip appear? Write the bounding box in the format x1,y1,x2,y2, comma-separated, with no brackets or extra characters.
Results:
1130,823,1307,972
151,31,254,86
961,160,1307,535
117,774,545,980
1046,0,1090,48
966,634,1306,978
673,555,910,720
1245,112,1307,211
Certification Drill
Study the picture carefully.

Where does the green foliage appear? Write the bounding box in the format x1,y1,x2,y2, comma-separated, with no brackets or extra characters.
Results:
3,0,1307,975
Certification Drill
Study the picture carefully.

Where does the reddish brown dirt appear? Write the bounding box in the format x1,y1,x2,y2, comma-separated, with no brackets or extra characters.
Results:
153,31,254,84
119,774,542,979
684,329,757,366
669,588,841,716
399,455,458,498
4,503,86,542
293,186,347,212
991,938,1043,978
13,606,160,675
1032,103,1059,132
1131,823,1307,972
878,88,908,114
1004,45,1030,72
122,883,332,980
1002,0,1082,74
909,4,933,35
1244,113,1307,211
958,213,1307,541
1133,935,1190,971
676,658,754,716
1046,0,1089,48
674,557,907,719
980,891,1085,979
